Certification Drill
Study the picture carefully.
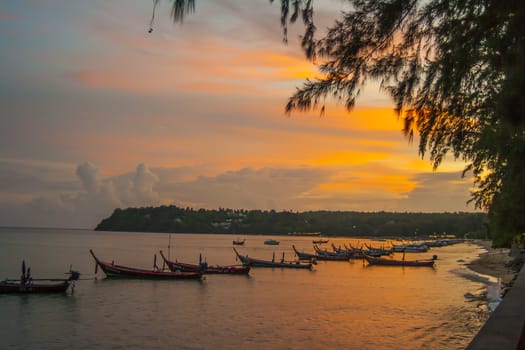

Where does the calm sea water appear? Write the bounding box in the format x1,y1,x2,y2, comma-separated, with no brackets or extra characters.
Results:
0,227,491,349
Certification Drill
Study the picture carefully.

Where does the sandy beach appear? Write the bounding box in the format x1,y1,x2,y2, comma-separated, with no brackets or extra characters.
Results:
467,240,521,285
464,240,525,349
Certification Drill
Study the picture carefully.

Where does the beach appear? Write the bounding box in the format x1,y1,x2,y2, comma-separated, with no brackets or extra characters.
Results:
464,240,525,349
467,240,522,286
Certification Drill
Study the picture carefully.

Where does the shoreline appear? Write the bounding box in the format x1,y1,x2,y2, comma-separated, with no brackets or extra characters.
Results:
465,242,525,349
466,239,522,288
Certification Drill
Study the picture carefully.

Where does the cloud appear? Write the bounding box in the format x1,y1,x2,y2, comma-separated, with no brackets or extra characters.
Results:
0,158,77,196
73,162,162,214
131,163,160,204
67,71,138,91
0,161,163,228
66,44,316,96
169,167,331,210
0,1,481,230
0,159,479,229
162,166,478,214
398,172,476,212
76,161,100,194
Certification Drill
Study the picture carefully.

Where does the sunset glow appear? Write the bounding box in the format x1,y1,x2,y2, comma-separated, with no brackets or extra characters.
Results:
0,0,479,228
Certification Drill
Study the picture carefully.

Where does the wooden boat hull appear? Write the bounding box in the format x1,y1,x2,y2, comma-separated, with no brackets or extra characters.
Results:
0,262,79,294
0,280,71,294
364,255,435,267
233,248,312,269
159,251,250,275
90,250,202,279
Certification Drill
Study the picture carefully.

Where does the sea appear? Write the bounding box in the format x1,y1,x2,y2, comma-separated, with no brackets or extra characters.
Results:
0,227,494,350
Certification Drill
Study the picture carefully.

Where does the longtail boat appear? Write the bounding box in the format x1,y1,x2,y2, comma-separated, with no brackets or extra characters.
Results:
233,248,313,269
0,261,80,294
364,243,392,256
288,231,321,236
363,253,437,267
316,244,360,259
0,278,75,294
292,245,351,261
292,245,319,260
232,238,245,245
391,243,429,253
90,249,202,279
159,250,250,275
263,239,280,245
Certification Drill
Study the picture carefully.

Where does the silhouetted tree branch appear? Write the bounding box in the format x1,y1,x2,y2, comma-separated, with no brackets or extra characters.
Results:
154,0,525,247
282,0,525,247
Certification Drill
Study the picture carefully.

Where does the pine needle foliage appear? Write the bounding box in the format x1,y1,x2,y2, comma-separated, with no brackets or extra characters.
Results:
162,0,525,246
279,0,525,247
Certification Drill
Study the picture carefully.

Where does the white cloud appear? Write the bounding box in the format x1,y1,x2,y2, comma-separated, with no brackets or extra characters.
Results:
0,161,162,228
76,161,100,194
132,163,160,204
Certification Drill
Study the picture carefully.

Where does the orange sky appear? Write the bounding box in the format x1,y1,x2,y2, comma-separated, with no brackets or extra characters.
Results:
0,1,479,228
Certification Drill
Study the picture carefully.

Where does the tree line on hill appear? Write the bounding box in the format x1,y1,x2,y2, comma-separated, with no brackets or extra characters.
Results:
95,205,487,238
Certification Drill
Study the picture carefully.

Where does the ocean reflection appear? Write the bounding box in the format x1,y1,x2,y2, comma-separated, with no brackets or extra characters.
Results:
0,228,489,350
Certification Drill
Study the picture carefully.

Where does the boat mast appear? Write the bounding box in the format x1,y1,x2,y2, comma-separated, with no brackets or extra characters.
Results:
168,234,172,261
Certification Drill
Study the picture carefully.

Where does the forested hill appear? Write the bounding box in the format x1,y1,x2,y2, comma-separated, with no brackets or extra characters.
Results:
95,206,487,238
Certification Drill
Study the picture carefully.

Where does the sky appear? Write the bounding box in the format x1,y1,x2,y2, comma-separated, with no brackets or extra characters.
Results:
0,0,479,229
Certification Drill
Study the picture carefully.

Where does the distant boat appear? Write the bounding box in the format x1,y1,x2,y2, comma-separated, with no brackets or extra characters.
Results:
90,249,202,280
363,253,437,267
363,243,392,257
264,239,280,245
0,260,80,294
312,239,329,244
288,232,321,236
233,248,313,269
232,238,246,245
292,245,353,261
391,243,429,253
0,278,75,294
159,250,250,275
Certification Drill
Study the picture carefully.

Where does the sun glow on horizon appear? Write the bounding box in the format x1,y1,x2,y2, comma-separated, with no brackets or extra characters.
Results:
0,1,480,228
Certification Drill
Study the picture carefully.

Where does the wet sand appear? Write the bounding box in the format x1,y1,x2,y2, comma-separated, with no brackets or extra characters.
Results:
467,240,520,285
